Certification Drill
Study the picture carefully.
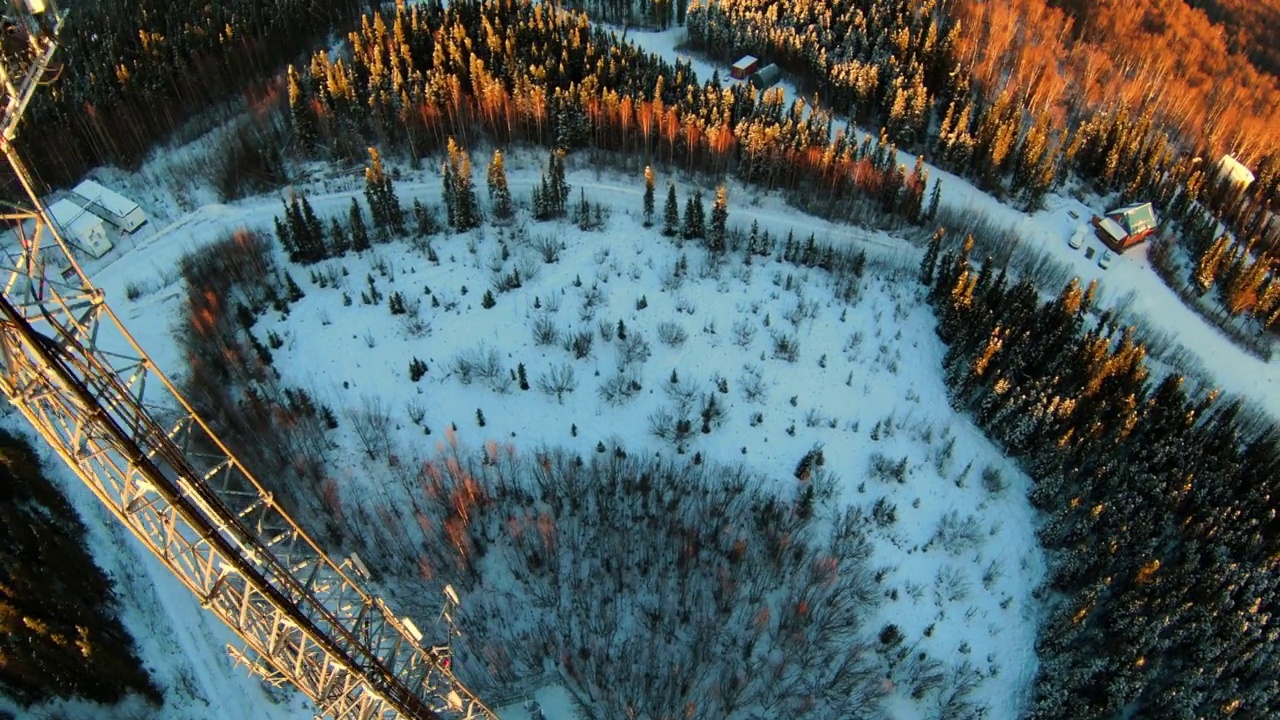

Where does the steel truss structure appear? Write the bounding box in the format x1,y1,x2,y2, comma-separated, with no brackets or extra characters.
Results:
0,4,497,719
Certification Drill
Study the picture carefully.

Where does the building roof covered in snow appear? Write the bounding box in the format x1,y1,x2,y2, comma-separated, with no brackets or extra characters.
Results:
71,179,139,218
732,55,758,72
1215,154,1255,188
1095,216,1128,243
1109,202,1158,237
48,198,104,237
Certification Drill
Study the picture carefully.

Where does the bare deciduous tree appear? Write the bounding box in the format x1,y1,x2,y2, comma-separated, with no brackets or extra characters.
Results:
536,363,577,403
347,395,392,459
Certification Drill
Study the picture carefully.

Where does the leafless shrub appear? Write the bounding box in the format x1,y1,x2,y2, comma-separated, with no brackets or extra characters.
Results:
616,333,652,368
980,466,1007,495
562,329,594,359
405,398,427,426
647,406,696,450
452,345,508,392
597,372,642,406
533,235,560,263
537,363,577,403
929,511,983,556
731,318,757,348
532,316,560,346
657,321,688,347
935,564,971,603
739,364,767,403
771,331,801,362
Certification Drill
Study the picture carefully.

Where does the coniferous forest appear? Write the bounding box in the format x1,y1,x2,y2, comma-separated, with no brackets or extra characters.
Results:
923,234,1280,719
0,430,159,708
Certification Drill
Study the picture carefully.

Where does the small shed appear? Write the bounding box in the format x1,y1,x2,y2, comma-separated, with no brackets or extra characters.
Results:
70,179,147,233
749,63,781,90
1092,202,1158,252
1215,154,1255,191
731,55,759,80
48,198,114,258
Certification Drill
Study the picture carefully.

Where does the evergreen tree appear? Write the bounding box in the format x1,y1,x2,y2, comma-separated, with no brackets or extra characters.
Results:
419,196,445,235
300,194,327,261
0,430,161,706
920,227,944,285
349,198,371,252
662,182,680,237
274,213,296,259
708,185,728,252
441,160,458,228
286,64,316,152
364,147,405,238
487,149,514,221
682,191,706,240
926,178,943,222
328,216,350,256
643,165,656,227
1195,235,1230,294
444,137,481,230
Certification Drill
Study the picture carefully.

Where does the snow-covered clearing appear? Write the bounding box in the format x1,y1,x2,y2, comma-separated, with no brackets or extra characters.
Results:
52,146,1044,719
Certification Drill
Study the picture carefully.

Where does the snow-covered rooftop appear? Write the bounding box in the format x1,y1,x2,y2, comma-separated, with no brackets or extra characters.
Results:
72,178,140,218
1216,154,1255,188
1095,216,1127,242
1109,202,1157,235
47,198,104,236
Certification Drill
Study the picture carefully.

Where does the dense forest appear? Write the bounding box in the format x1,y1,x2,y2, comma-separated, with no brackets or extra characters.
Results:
0,429,159,708
280,0,930,228
5,0,364,189
685,0,1280,252
922,233,1280,719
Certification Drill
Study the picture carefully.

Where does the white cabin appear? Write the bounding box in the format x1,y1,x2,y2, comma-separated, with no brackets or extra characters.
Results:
70,179,147,233
48,198,114,258
1215,155,1255,190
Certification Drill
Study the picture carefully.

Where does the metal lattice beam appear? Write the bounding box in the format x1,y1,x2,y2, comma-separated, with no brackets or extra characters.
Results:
0,6,497,719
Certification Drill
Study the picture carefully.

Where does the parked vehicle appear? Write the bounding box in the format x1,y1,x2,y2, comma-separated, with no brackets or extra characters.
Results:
1068,226,1086,249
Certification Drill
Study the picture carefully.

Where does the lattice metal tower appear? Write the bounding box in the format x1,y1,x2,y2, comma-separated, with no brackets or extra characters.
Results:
0,3,497,718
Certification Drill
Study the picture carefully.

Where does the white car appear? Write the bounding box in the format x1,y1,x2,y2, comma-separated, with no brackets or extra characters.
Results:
1068,227,1086,249
1098,250,1115,269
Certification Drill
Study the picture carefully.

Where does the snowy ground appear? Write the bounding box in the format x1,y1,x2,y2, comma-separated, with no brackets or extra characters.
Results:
44,145,1043,719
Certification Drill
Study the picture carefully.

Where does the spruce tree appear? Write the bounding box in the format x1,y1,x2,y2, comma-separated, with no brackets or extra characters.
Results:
708,185,728,252
920,227,944,285
663,182,680,237
328,216,349,256
682,191,706,240
441,161,458,228
446,138,481,230
300,195,327,260
274,213,296,259
643,165,656,227
286,65,316,152
364,147,404,238
926,178,943,222
487,149,514,221
349,198,371,252
550,150,570,215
